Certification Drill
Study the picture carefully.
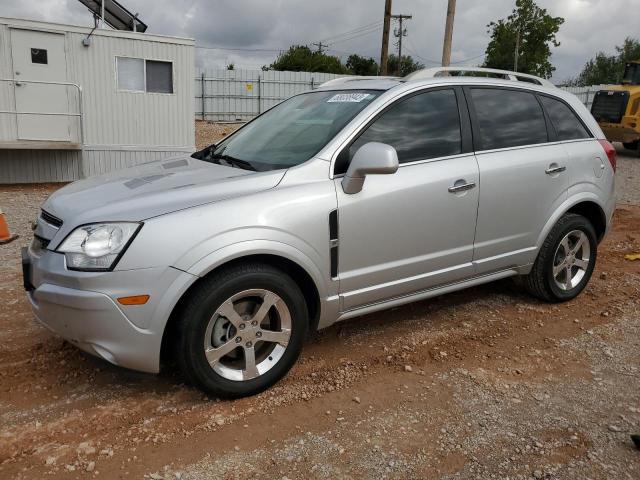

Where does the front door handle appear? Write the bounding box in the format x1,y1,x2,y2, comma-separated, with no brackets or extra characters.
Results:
545,165,566,175
448,181,476,193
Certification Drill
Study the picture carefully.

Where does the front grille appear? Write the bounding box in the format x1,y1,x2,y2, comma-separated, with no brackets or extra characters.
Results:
591,90,629,123
40,209,63,228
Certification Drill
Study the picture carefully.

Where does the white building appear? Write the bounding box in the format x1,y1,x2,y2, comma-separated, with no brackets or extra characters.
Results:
0,17,195,183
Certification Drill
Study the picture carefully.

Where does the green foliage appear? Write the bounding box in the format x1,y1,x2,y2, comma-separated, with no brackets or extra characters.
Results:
346,54,379,76
568,38,640,86
387,54,425,76
483,0,564,78
269,45,349,74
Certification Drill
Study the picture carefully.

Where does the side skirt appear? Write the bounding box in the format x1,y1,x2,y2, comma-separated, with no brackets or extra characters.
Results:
335,267,526,323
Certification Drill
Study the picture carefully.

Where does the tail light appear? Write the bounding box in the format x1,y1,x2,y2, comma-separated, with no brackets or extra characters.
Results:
598,139,617,173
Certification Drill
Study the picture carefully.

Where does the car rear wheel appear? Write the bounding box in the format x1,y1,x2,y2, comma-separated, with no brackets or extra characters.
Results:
524,213,597,302
175,263,308,398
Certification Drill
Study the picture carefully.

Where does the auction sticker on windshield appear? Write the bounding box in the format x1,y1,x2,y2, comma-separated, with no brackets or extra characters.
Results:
327,93,372,103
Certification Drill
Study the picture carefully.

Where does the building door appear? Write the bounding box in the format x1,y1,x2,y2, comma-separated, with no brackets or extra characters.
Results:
10,29,70,141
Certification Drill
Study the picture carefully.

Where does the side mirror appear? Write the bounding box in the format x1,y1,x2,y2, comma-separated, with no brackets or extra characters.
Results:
341,142,399,194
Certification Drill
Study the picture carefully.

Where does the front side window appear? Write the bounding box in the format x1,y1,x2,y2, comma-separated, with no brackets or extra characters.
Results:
540,96,590,141
204,90,382,171
336,89,462,174
470,88,548,150
116,57,173,93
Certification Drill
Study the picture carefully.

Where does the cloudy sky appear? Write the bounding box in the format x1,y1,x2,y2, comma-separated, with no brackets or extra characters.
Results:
1,0,638,81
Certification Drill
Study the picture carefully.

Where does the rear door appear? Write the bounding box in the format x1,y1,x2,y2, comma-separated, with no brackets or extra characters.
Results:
335,87,480,310
10,28,70,141
466,86,569,274
538,94,605,193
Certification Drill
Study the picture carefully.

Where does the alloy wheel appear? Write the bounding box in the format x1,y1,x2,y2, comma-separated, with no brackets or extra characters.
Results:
203,289,292,381
552,229,591,291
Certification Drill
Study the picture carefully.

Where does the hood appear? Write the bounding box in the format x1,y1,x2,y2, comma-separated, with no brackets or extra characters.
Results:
43,155,286,225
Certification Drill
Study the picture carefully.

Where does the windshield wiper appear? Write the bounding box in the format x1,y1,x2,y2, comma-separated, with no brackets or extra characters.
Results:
210,154,257,171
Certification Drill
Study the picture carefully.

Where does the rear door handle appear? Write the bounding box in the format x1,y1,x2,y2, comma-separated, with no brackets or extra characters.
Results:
545,165,566,175
448,181,476,193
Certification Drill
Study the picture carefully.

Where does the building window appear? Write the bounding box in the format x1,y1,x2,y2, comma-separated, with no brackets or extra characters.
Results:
145,60,173,93
31,48,48,64
116,57,145,91
116,57,173,94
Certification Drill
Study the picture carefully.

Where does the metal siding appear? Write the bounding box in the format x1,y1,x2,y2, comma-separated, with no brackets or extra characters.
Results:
0,24,18,142
66,32,194,148
0,150,81,183
0,18,194,183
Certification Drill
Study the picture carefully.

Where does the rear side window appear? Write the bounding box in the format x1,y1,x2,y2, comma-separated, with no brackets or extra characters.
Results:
336,89,461,173
539,96,590,141
470,88,548,150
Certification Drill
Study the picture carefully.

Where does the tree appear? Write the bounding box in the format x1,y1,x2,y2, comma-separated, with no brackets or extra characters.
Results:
269,45,349,74
226,63,235,71
483,0,564,78
569,37,640,86
387,54,424,76
346,54,379,76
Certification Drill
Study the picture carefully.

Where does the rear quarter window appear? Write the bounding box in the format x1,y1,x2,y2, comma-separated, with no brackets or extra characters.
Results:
470,88,548,150
539,95,590,141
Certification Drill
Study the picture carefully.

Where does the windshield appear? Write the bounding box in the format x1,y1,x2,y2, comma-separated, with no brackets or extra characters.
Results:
201,90,382,171
622,63,640,85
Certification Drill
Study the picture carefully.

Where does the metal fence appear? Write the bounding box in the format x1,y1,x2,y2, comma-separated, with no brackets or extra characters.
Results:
195,68,350,121
194,68,608,121
559,85,610,109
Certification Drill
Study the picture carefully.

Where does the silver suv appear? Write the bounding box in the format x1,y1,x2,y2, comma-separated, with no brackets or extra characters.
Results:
23,67,616,398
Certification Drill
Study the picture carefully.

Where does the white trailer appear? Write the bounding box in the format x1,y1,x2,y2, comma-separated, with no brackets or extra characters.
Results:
0,16,194,183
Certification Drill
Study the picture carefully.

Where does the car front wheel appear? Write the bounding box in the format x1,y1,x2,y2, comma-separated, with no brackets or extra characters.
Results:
175,263,308,398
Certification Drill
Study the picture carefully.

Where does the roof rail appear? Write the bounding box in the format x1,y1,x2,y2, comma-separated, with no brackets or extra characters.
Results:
319,75,400,88
404,67,555,88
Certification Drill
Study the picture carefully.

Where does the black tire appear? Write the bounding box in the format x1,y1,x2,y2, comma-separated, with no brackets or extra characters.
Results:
175,263,308,398
622,141,638,151
524,213,597,303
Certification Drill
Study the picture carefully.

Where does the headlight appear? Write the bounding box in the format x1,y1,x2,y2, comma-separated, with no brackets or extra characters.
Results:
57,223,141,271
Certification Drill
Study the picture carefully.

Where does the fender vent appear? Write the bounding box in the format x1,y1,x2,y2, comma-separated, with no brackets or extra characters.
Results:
329,209,338,278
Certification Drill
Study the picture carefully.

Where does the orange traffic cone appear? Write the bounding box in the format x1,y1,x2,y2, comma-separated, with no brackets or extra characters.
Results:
0,208,18,245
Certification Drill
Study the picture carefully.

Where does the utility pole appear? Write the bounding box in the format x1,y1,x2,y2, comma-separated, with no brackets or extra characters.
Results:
441,0,456,66
380,0,393,75
513,27,520,72
392,14,412,76
312,42,328,53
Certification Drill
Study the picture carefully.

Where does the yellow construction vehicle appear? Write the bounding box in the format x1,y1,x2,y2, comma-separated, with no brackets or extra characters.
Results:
591,61,640,155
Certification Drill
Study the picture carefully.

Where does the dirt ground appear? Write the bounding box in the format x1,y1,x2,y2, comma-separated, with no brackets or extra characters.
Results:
0,145,639,480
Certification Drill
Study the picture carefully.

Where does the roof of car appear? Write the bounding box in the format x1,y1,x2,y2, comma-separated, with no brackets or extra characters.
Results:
317,67,558,93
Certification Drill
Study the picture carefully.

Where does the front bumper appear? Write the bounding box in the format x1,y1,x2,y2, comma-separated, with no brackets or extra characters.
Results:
23,245,197,373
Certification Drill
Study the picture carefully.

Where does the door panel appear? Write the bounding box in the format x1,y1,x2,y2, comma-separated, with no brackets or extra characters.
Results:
336,155,479,310
11,29,70,141
473,144,568,272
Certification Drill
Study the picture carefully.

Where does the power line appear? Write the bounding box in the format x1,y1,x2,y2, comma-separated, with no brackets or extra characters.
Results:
329,25,383,45
450,52,486,64
195,45,284,53
319,21,382,43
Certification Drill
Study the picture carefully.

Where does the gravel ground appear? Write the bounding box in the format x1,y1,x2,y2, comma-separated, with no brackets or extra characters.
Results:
0,144,638,480
195,121,241,150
